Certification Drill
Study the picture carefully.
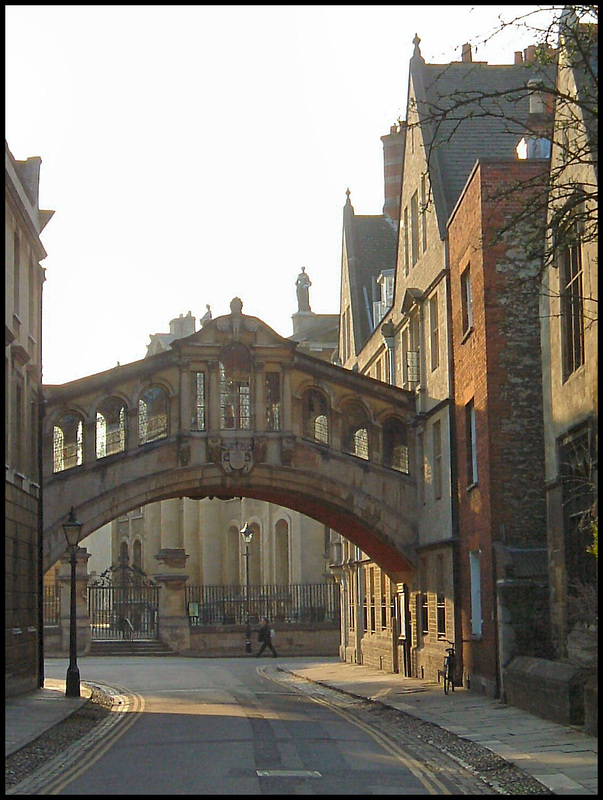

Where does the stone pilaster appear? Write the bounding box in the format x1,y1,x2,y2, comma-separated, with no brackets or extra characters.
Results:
154,547,190,653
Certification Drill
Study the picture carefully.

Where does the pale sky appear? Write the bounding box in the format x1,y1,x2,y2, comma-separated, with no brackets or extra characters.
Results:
6,5,552,385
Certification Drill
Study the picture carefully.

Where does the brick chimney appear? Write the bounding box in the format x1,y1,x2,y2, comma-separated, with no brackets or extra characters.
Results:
381,122,406,223
461,43,472,62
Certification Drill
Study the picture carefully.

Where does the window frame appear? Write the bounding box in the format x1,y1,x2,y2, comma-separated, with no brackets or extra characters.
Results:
461,264,473,336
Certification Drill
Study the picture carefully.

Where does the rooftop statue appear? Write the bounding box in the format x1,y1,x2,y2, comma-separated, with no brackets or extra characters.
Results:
296,267,312,312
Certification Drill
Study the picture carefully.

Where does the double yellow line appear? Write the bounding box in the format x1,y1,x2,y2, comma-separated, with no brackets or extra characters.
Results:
39,687,145,795
263,668,450,795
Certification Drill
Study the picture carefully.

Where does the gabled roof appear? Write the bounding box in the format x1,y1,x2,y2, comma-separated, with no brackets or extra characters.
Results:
409,38,555,233
342,193,398,352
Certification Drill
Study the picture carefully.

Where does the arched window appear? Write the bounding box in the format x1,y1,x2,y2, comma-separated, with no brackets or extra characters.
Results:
383,417,410,474
302,388,329,444
138,386,168,444
275,519,290,585
342,402,370,460
52,412,84,472
120,540,129,565
96,397,127,458
248,523,261,584
225,525,240,584
133,539,142,570
219,341,252,430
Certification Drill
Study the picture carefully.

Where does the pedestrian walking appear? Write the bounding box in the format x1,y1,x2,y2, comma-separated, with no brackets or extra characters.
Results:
256,617,278,658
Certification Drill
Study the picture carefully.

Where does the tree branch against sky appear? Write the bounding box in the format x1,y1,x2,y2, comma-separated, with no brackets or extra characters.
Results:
412,5,597,310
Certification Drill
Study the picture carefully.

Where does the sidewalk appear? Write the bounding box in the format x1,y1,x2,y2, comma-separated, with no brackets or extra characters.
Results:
278,658,598,796
5,679,91,758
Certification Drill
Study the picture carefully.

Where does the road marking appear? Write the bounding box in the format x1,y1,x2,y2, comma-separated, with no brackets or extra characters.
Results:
261,666,452,795
256,770,322,778
41,686,145,795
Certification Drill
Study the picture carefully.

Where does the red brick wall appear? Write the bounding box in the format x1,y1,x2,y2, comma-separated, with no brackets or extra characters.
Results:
448,160,548,693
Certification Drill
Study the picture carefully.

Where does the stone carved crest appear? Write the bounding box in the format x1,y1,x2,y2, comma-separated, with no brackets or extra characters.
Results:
221,440,253,474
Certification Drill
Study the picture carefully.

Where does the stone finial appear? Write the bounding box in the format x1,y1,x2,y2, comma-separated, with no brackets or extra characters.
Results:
413,33,421,55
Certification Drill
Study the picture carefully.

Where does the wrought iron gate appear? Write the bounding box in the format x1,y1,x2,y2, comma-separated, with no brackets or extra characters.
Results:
88,564,159,641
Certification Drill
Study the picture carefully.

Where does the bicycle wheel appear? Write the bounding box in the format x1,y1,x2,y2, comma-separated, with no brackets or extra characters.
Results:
443,665,449,694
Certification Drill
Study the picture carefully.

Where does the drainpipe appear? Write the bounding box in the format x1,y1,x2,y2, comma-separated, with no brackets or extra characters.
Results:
37,390,46,687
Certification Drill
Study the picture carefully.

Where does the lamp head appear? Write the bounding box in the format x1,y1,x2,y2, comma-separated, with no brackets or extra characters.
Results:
240,522,253,544
63,507,83,550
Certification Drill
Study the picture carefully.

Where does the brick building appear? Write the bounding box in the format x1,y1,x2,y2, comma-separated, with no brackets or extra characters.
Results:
448,158,551,696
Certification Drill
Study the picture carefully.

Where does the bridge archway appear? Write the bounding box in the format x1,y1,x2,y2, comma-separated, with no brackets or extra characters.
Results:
43,300,418,584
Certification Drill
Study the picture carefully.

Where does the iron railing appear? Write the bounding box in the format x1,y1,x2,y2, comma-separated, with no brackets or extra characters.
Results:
43,585,61,625
186,583,340,627
88,584,160,640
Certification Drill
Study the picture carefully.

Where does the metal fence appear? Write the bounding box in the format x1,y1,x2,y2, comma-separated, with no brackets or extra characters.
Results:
88,584,159,640
43,585,61,625
186,583,340,627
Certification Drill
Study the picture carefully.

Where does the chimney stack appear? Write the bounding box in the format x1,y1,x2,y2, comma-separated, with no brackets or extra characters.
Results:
514,51,524,64
461,43,472,62
524,45,536,63
381,122,406,223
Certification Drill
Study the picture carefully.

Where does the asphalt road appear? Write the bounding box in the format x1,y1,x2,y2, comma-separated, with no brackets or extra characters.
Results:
41,657,492,795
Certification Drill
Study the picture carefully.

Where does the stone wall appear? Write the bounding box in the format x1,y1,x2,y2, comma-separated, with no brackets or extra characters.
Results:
504,655,589,726
189,624,339,657
5,482,40,697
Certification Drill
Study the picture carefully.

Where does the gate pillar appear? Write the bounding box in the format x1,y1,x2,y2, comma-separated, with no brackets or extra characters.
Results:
155,548,190,653
59,546,91,656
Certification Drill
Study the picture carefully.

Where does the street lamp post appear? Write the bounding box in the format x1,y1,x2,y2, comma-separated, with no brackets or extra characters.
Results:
240,523,253,654
63,507,83,698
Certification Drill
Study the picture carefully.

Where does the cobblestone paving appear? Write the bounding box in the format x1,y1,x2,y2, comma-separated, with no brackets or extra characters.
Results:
5,688,113,791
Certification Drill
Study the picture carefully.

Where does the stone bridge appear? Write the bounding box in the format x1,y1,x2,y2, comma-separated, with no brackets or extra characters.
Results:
42,299,418,584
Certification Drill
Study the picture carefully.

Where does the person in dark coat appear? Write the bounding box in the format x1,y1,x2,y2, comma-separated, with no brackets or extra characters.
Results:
256,617,278,658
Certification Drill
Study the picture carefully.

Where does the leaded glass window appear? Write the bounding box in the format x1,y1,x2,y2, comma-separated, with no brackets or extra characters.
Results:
265,372,281,431
191,372,206,430
96,397,126,458
220,364,251,430
342,402,369,460
138,386,168,444
383,418,410,474
53,412,84,472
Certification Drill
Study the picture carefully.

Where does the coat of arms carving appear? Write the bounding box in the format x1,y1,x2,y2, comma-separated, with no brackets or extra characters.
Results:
221,440,253,473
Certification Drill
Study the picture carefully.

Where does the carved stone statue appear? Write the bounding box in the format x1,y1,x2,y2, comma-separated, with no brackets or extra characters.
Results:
296,267,312,312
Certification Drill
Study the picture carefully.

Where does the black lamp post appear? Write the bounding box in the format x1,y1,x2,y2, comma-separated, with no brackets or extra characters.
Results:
240,523,253,654
63,507,83,698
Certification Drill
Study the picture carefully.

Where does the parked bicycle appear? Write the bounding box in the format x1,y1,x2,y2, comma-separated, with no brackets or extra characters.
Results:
442,641,456,694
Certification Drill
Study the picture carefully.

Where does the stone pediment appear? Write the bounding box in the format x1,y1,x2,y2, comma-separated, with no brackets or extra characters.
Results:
401,288,423,314
173,297,298,353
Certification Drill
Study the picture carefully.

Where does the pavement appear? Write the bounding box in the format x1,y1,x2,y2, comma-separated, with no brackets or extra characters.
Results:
5,658,598,795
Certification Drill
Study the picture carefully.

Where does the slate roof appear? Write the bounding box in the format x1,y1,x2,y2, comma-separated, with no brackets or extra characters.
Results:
343,199,398,351
411,46,555,230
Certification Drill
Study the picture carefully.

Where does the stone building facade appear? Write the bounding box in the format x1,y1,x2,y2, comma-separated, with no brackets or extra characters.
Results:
5,141,54,696
540,13,598,663
333,35,557,692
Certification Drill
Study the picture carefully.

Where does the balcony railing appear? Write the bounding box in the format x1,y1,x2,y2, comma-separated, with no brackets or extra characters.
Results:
185,583,340,627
